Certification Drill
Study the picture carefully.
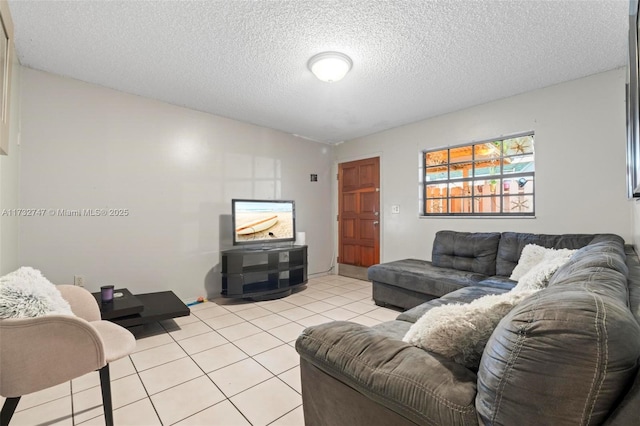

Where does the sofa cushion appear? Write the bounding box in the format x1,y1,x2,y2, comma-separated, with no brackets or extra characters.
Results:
371,282,436,310
397,286,510,323
296,321,479,425
432,230,501,275
475,276,516,290
495,232,622,277
548,240,628,292
605,246,640,424
370,320,412,340
626,244,640,325
477,240,640,425
368,259,486,298
403,289,536,369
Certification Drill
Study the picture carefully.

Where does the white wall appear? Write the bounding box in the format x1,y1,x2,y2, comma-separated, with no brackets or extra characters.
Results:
0,57,21,274
337,68,631,262
633,200,640,251
19,68,334,301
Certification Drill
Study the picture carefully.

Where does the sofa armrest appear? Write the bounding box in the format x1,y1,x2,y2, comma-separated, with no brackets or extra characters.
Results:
0,315,106,397
295,321,479,425
58,284,101,321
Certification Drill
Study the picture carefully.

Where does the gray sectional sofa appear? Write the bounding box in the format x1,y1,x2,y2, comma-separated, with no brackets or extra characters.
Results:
296,232,640,425
368,230,619,309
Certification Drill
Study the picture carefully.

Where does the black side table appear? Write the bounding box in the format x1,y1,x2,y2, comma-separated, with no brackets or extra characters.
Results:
91,288,144,320
91,288,190,329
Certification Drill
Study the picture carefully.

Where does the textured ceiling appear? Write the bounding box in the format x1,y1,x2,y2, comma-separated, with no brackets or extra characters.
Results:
8,0,629,144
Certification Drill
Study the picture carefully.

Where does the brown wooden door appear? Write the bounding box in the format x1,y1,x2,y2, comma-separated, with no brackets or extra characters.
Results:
338,157,380,267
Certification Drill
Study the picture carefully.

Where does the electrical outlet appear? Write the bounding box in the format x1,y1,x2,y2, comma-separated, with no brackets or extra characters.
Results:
391,205,400,214
74,275,85,287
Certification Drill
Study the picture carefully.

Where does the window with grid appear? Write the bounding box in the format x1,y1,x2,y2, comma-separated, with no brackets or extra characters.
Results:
422,133,535,216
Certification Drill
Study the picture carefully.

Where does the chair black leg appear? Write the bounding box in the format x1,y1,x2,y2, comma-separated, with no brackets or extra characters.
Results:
99,364,114,426
0,397,21,426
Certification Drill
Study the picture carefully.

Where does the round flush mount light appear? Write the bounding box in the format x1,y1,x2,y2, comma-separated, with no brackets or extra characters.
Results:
308,51,352,83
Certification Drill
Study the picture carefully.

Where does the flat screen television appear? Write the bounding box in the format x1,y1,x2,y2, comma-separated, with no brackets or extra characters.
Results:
232,199,296,246
629,0,640,197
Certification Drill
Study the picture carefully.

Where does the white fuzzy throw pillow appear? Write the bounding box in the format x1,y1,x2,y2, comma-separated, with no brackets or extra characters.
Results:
0,267,74,318
509,244,547,280
404,244,577,369
513,248,575,292
403,290,536,369
510,244,576,282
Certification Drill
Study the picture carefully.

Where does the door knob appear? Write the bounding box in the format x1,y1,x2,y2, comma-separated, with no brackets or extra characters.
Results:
373,221,379,225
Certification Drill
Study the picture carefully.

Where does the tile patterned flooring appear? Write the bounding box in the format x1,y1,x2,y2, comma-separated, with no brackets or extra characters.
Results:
2,276,400,425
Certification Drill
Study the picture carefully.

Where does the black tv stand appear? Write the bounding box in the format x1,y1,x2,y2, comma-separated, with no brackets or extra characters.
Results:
221,245,307,301
241,246,285,252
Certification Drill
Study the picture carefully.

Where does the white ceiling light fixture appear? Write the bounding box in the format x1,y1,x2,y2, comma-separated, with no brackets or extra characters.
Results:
308,51,353,83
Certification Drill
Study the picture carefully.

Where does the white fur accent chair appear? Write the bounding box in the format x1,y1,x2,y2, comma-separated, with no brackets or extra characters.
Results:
0,285,136,426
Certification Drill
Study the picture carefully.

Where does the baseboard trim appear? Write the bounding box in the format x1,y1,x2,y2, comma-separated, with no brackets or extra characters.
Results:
338,264,368,281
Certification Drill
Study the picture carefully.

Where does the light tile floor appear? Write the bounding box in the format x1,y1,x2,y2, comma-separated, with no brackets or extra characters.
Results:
3,276,401,425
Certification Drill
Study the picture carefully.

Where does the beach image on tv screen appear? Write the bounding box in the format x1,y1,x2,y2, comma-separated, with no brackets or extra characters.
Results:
235,202,294,242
